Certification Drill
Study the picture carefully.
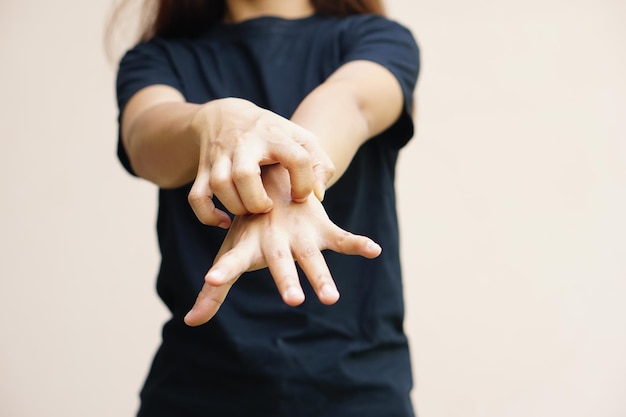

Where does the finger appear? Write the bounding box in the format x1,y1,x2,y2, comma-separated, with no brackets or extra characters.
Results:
184,281,234,326
204,240,259,287
232,143,273,213
188,169,231,229
209,157,247,215
293,240,339,305
313,179,327,203
291,126,335,201
324,226,382,259
309,150,334,202
261,234,305,306
267,138,314,203
185,238,258,326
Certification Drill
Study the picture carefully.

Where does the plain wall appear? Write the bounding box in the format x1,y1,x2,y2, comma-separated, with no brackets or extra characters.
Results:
1,0,624,416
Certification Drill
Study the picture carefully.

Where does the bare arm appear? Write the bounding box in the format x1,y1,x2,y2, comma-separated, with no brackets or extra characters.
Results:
121,87,200,188
120,58,403,211
291,60,405,189
121,89,333,226
122,58,408,324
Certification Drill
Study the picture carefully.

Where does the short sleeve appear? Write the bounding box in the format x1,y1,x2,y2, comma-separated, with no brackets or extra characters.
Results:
115,40,183,175
340,15,420,148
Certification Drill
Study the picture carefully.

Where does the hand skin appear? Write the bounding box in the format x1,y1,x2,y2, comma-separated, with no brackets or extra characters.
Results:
183,165,382,326
188,98,335,227
123,95,333,228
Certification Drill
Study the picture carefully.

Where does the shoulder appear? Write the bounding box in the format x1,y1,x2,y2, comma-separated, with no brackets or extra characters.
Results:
337,13,411,30
116,37,189,111
333,14,420,77
331,14,419,69
120,36,184,65
335,14,416,44
117,35,200,85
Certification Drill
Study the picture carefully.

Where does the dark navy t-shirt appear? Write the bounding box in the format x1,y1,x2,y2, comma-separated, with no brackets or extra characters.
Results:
117,13,420,417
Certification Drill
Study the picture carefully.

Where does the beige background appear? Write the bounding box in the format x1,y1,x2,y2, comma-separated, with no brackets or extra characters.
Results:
1,0,625,416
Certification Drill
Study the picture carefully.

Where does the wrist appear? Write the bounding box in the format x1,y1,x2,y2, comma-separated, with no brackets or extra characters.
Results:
187,100,220,147
188,97,259,146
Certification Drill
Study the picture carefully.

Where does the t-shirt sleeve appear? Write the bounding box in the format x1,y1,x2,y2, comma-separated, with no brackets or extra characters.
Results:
115,40,183,175
340,15,420,148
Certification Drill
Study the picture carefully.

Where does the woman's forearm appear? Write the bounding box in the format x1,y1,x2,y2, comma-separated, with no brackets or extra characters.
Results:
122,90,319,193
291,60,404,189
121,88,334,224
291,81,368,190
122,98,202,188
121,90,268,190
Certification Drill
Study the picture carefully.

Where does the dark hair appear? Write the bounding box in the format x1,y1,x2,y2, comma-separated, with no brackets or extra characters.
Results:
105,0,385,61
143,0,385,40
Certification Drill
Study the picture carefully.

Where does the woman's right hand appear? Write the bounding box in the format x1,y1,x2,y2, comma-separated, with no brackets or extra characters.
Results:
187,98,334,228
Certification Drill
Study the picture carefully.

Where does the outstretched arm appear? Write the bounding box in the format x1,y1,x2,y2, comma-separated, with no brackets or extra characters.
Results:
120,56,403,222
121,91,333,227
291,60,405,190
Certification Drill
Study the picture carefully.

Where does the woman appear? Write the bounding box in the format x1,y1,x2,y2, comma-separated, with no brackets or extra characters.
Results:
114,0,420,415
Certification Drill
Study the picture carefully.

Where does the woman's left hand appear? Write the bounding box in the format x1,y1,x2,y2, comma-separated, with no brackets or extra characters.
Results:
184,165,381,326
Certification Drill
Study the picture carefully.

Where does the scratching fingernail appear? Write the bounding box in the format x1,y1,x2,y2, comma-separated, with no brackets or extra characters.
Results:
315,184,325,201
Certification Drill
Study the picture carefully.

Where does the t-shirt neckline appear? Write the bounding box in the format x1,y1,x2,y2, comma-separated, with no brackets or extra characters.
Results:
212,13,322,36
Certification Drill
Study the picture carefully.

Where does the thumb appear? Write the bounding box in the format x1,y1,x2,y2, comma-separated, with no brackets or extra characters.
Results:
184,282,233,326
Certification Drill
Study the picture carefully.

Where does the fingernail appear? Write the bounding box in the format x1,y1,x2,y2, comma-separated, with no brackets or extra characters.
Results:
285,286,304,302
207,269,224,283
314,183,325,201
321,284,338,300
184,311,193,324
367,241,382,252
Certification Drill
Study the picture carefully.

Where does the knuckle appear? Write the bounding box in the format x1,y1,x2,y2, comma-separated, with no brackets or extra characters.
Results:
293,125,315,143
324,161,336,177
232,166,259,183
207,295,224,306
266,124,283,138
334,231,354,249
316,276,332,288
245,199,268,214
289,147,313,169
296,246,319,261
268,248,289,262
208,172,230,192
187,190,204,206
290,147,311,167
